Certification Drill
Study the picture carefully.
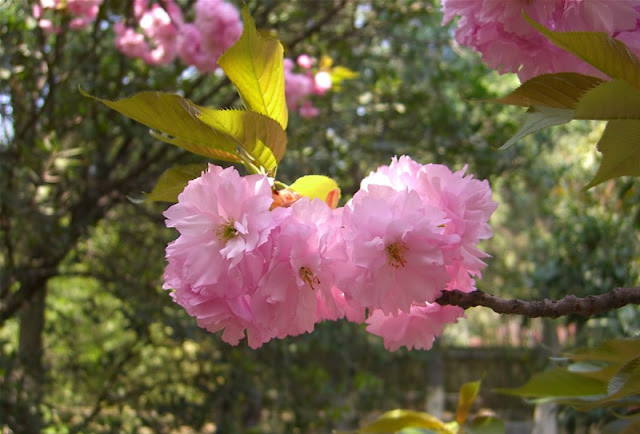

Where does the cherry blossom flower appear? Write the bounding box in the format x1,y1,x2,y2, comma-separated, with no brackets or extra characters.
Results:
33,0,103,33
442,0,640,81
366,304,464,351
114,0,242,71
251,198,350,342
313,71,333,94
297,54,313,69
360,156,498,293
163,159,496,351
341,184,457,314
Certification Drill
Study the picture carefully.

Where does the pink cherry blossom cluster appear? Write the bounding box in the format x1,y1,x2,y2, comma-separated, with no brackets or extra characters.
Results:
33,0,104,33
284,55,333,118
441,0,640,81
163,156,497,351
113,0,242,70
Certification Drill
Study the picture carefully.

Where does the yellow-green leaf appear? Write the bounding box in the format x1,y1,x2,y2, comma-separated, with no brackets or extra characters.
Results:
567,357,640,411
495,368,607,398
146,164,207,203
490,73,604,109
218,5,288,130
456,379,481,425
150,131,240,163
81,89,240,160
466,416,505,434
585,120,640,188
574,80,640,120
288,175,340,205
196,108,287,175
525,14,640,88
569,338,640,364
359,409,453,434
500,106,573,150
607,357,640,399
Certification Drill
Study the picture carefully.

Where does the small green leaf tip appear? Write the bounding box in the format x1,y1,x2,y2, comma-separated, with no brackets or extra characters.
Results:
146,164,207,203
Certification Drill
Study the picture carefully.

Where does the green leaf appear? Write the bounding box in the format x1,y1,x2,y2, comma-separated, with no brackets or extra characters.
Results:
466,416,505,434
359,410,453,434
525,15,640,88
288,175,340,205
490,73,604,109
566,357,640,411
574,80,640,120
585,120,640,188
495,368,607,398
330,66,360,90
81,90,240,160
500,106,573,149
456,379,481,425
150,131,240,163
569,338,640,364
218,5,288,130
196,108,287,174
146,164,207,203
607,357,640,400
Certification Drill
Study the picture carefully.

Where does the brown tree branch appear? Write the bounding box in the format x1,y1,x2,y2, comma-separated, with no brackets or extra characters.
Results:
435,287,640,319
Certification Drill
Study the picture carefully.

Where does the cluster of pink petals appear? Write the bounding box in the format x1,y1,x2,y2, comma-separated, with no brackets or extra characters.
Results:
284,55,333,118
114,0,242,70
163,157,497,351
33,0,103,33
441,0,640,81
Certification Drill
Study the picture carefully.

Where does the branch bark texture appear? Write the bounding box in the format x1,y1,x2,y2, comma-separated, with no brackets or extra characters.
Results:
435,287,640,318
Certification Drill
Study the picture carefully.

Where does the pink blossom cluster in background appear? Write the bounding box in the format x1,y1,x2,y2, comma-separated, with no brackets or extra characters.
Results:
163,156,497,351
441,0,640,81
31,2,341,114
114,0,243,70
284,55,333,118
33,0,104,33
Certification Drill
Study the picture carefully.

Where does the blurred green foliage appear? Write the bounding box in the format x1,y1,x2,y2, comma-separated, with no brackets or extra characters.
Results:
1,0,639,432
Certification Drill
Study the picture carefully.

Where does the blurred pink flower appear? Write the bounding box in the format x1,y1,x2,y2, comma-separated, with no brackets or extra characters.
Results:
299,100,320,118
34,0,103,33
314,71,333,94
284,55,336,117
113,0,241,71
114,22,150,60
297,54,313,69
285,68,314,110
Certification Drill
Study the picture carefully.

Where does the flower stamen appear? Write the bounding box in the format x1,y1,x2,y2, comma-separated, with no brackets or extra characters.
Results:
386,242,408,268
215,218,237,242
299,266,321,290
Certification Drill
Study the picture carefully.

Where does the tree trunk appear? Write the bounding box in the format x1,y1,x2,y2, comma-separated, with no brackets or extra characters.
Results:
16,281,47,433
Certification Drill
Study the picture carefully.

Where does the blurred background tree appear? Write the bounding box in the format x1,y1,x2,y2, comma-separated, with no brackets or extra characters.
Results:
1,0,638,432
